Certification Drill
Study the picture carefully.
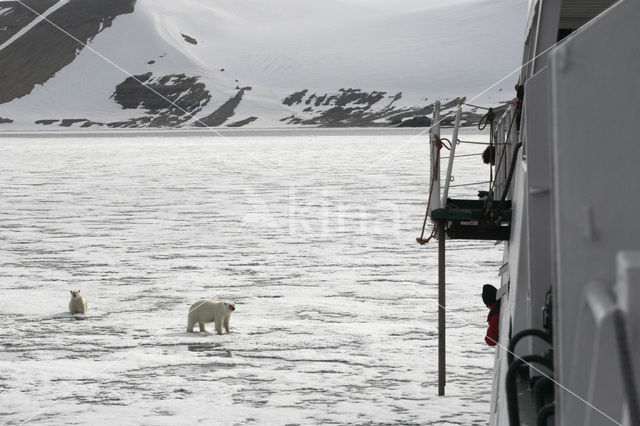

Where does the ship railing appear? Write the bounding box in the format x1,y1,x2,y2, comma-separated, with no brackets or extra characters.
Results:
426,99,519,219
420,99,519,244
440,104,461,206
491,103,518,202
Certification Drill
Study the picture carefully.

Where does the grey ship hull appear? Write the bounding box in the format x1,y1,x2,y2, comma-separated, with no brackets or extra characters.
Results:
490,0,640,424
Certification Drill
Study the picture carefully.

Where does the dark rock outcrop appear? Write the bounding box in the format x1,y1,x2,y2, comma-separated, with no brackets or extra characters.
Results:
0,0,136,104
281,89,460,127
396,116,432,127
0,0,58,45
181,33,197,45
280,90,503,127
111,72,211,127
59,118,89,127
107,116,152,128
194,86,251,127
227,116,258,127
35,119,58,125
283,90,308,106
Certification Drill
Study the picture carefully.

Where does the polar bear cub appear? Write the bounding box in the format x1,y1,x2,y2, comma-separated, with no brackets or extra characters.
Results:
69,290,88,314
187,300,236,334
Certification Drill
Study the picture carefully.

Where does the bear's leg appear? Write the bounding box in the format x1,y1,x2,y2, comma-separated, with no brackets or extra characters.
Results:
223,316,230,334
187,318,196,333
198,321,209,333
214,319,223,335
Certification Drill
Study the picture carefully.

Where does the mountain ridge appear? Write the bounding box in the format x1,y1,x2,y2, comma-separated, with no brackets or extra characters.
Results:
0,0,526,129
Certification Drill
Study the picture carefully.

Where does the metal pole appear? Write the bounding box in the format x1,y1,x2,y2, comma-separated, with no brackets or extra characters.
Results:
488,108,495,193
496,117,505,197
438,220,446,396
441,104,462,206
429,101,442,216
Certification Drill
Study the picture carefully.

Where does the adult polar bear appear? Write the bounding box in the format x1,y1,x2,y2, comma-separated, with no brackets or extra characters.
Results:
187,300,236,334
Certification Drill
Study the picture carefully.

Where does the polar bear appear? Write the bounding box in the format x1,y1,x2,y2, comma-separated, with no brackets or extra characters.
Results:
187,300,236,334
69,290,88,314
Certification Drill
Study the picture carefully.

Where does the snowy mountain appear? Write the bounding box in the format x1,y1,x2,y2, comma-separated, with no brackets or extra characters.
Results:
0,0,527,129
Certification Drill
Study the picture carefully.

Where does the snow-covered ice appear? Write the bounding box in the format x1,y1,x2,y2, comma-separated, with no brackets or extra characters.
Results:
0,129,502,425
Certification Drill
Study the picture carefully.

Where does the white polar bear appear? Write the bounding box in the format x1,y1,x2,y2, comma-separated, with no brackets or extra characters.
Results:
187,300,236,334
69,290,88,314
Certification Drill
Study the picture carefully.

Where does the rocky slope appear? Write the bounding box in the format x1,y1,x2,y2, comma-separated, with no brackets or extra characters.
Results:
0,0,526,129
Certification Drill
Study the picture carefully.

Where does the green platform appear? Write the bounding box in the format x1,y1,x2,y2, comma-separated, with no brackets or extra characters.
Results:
430,198,512,240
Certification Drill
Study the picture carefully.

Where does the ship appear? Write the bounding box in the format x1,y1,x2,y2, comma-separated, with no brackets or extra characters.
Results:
420,0,640,424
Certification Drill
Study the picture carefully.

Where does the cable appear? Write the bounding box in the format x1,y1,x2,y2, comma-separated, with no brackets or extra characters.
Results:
441,151,486,160
449,180,490,188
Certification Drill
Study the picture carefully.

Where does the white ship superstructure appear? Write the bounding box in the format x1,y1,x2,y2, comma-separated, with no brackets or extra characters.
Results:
424,0,640,424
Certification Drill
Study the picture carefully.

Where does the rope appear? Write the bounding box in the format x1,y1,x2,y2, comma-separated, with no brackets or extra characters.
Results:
477,108,495,131
462,102,492,111
457,139,509,146
417,134,449,245
438,137,452,150
463,101,515,111
457,139,488,145
450,180,490,188
441,151,485,160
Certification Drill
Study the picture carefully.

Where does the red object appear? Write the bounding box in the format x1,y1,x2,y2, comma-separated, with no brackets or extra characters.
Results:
485,300,501,346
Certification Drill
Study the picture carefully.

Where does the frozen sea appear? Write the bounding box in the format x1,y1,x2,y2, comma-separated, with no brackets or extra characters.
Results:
0,129,503,425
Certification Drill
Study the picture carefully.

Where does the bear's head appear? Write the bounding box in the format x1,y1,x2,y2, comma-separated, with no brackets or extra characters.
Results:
224,301,236,312
70,290,81,298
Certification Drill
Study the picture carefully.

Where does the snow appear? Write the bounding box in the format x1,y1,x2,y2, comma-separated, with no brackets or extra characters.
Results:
0,0,527,128
0,129,503,424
